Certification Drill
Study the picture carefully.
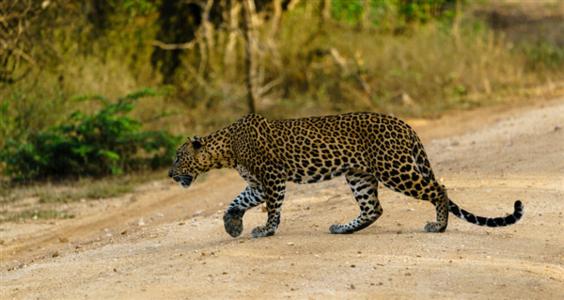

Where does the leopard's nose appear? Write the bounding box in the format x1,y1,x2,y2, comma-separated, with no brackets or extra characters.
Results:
168,169,173,178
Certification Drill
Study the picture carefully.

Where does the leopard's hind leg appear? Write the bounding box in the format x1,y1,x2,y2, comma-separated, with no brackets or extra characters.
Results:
381,169,449,232
379,138,449,232
330,172,383,234
415,180,449,233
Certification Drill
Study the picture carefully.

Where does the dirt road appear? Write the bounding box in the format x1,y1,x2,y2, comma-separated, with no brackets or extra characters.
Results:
2,99,564,299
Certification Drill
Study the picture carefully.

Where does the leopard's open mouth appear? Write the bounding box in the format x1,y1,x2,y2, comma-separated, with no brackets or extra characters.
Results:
173,175,193,188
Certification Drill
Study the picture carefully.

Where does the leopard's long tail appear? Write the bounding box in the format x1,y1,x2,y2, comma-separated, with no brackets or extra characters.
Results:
448,199,524,227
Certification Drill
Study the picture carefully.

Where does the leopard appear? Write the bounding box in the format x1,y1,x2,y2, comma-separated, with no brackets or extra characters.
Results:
168,113,524,238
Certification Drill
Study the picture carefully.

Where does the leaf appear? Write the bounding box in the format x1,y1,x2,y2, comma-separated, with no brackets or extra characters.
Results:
73,145,94,158
98,150,120,162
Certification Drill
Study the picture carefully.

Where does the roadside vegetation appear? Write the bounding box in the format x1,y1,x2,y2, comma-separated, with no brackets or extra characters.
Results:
0,172,163,223
0,209,75,223
1,88,179,181
1,0,562,221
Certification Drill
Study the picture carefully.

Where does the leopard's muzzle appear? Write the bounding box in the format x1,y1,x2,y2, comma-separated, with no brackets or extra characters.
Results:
172,175,193,188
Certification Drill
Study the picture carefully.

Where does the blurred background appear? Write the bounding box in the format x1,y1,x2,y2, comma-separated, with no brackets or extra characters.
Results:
1,0,563,185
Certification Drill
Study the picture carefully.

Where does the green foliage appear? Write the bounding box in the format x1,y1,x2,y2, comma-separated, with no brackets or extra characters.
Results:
331,0,365,25
121,0,158,16
397,0,458,23
521,42,564,71
0,89,180,181
330,0,458,27
0,88,67,150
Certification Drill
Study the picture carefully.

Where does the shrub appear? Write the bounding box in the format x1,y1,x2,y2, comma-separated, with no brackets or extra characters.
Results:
522,42,564,72
0,89,180,181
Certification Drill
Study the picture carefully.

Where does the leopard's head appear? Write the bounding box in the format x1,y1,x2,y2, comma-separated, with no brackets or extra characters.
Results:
168,136,213,188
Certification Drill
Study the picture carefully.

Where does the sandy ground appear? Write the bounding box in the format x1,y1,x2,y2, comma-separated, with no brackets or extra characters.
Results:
1,98,564,299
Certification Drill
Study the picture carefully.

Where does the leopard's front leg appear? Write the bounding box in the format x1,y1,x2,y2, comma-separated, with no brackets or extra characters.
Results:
251,180,286,238
223,185,265,237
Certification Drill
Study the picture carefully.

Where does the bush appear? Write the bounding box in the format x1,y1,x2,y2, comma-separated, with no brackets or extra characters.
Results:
522,42,564,72
0,89,180,181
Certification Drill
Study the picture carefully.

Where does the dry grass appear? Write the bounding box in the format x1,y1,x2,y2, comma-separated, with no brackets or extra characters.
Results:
0,209,75,223
0,171,164,205
267,17,531,117
0,171,167,222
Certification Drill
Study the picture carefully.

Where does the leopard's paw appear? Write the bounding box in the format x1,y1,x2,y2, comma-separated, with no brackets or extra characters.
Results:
223,210,244,237
251,225,275,238
424,222,447,233
329,224,354,234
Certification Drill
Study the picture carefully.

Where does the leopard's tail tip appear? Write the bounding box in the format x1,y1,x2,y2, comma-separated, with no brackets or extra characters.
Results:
513,200,524,220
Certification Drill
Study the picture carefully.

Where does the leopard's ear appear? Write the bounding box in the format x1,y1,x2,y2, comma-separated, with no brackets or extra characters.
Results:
191,136,202,150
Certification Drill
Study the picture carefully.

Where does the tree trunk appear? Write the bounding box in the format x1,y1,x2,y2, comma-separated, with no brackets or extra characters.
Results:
360,0,370,30
224,1,241,75
200,0,214,77
242,0,258,114
321,0,331,22
270,0,283,38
